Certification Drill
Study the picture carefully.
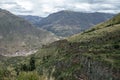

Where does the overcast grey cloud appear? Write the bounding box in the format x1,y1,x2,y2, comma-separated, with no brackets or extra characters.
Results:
0,0,120,16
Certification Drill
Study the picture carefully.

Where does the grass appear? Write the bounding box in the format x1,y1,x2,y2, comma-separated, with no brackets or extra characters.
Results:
0,13,120,80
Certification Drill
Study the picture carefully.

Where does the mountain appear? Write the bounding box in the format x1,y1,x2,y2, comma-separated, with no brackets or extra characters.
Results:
0,9,58,56
37,10,114,37
19,15,43,27
31,13,119,80
0,13,119,80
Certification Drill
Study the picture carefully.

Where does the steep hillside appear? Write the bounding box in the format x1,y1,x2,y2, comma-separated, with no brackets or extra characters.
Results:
0,9,58,56
38,10,114,37
68,13,120,42
0,12,119,80
32,13,120,80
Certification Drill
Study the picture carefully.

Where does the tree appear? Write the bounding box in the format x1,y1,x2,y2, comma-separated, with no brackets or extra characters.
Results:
29,56,36,71
21,64,28,71
113,44,119,49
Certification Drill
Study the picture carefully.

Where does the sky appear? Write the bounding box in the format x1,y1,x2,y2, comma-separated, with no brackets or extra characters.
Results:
0,0,120,17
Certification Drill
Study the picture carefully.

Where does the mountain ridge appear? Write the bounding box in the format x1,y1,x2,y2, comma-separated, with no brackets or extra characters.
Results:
0,9,119,80
18,15,43,27
36,10,114,37
0,8,58,56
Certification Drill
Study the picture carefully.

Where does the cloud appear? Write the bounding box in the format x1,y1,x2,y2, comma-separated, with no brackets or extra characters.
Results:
0,0,120,16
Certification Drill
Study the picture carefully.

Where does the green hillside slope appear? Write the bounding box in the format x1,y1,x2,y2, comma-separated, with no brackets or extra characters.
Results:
34,13,120,80
0,13,119,80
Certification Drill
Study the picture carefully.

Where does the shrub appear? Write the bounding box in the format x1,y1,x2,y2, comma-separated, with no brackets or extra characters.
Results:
17,72,39,80
113,44,119,49
29,56,36,71
21,64,29,71
20,56,36,71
